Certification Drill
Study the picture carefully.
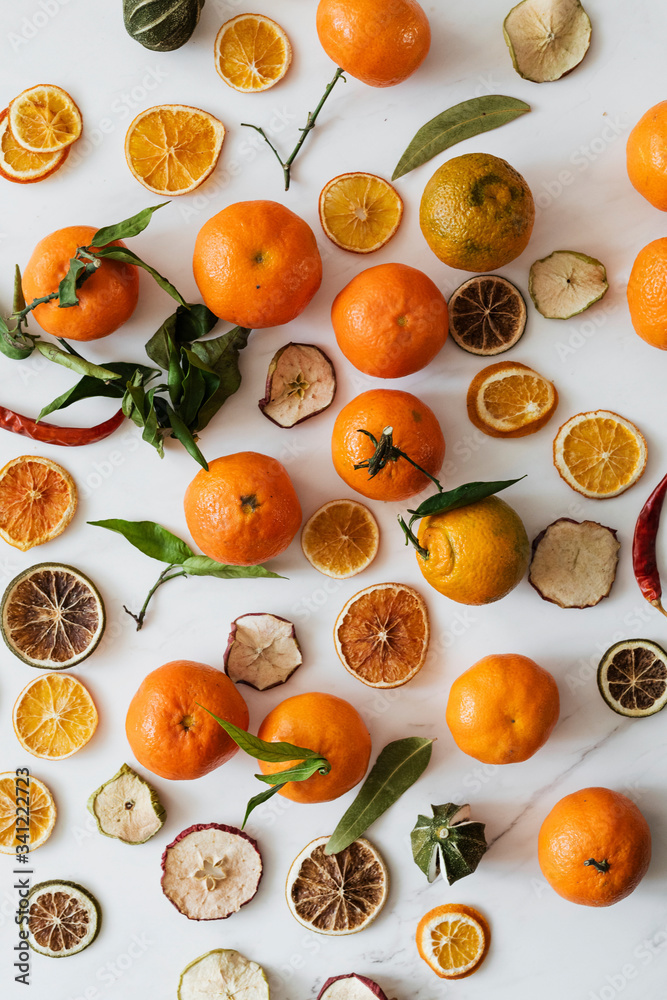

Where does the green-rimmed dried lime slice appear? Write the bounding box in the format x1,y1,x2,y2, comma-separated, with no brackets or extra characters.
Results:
178,949,269,1000
503,0,592,83
448,275,527,355
28,880,101,957
529,250,608,319
88,764,165,845
598,640,667,718
411,803,487,884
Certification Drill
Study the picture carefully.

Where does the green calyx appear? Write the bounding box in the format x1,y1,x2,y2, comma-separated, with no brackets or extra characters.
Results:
584,857,611,874
411,802,487,885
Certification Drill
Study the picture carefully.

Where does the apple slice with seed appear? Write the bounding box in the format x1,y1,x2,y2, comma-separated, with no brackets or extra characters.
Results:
224,613,302,690
88,763,165,844
259,343,336,427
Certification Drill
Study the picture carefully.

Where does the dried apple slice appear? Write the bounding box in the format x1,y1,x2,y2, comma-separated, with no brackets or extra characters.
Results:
161,823,262,920
318,975,391,1000
88,763,165,844
259,343,336,427
529,518,620,608
529,250,608,319
178,949,269,1000
223,613,302,691
503,0,592,83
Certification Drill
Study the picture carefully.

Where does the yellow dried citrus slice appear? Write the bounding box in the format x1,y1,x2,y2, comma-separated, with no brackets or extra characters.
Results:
13,672,98,760
416,904,490,979
553,410,647,499
467,361,558,438
0,455,77,551
214,14,292,93
9,84,82,153
301,499,379,579
0,108,68,183
0,772,56,854
319,173,404,253
125,104,225,196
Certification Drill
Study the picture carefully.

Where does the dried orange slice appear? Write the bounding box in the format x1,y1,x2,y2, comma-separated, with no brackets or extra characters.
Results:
417,903,490,979
0,455,76,551
319,173,403,253
9,84,82,153
553,410,647,499
467,361,558,438
13,672,98,760
0,772,56,854
301,499,379,579
334,582,429,688
0,108,68,183
125,104,225,196
214,14,292,93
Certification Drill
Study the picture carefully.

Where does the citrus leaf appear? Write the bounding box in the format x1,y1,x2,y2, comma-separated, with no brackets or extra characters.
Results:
57,257,87,308
181,556,284,580
407,476,526,528
88,518,194,564
91,202,170,246
190,326,251,431
146,303,218,370
162,402,208,470
392,95,531,180
93,245,186,306
241,783,286,828
38,363,157,420
35,342,123,381
325,737,434,855
198,708,325,763
0,323,34,361
254,757,331,785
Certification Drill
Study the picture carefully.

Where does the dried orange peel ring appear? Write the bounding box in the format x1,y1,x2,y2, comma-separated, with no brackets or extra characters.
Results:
553,410,647,499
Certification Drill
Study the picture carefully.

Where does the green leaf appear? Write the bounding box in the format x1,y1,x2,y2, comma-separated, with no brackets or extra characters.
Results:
35,341,123,381
392,95,531,180
411,803,487,885
12,265,26,313
90,202,170,246
0,321,34,361
177,351,207,426
407,476,526,528
254,757,331,785
93,245,186,306
88,518,193,564
181,555,284,579
190,326,251,431
162,403,208,469
325,737,434,855
241,783,286,828
37,363,157,420
198,708,324,763
122,378,164,455
57,257,87,308
145,303,217,370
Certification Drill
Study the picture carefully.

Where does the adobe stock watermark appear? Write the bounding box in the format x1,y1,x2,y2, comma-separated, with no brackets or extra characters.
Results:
564,603,655,693
8,0,77,52
553,299,619,362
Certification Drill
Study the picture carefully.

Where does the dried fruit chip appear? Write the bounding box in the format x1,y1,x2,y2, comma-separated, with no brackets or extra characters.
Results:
88,764,166,845
125,104,225,195
258,343,336,428
1,563,105,669
448,275,526,356
28,880,100,957
529,250,608,319
178,949,269,1000
0,455,77,551
0,108,69,183
411,803,487,885
416,903,490,979
0,772,56,854
553,410,647,499
529,518,620,609
503,0,592,83
214,14,292,93
286,836,388,935
223,613,302,691
161,823,262,920
301,499,379,579
13,672,98,759
334,583,429,688
319,173,404,253
9,84,82,152
467,361,558,438
597,640,667,718
318,975,390,1000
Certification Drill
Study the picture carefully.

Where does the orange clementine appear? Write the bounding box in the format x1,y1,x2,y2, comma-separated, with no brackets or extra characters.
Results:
184,452,302,566
627,238,667,349
22,226,139,341
125,660,249,780
331,388,445,502
193,200,322,329
332,263,448,378
316,0,431,87
257,691,371,803
627,102,667,211
446,653,559,764
538,787,652,906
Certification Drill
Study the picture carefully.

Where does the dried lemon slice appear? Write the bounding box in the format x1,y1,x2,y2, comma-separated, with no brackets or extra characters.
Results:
13,673,98,760
9,84,82,153
214,14,292,92
553,410,647,499
530,250,608,319
416,903,490,979
0,773,56,854
125,104,225,195
503,0,592,83
319,173,403,253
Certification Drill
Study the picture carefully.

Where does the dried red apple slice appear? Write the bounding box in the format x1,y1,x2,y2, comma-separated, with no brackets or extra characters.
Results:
529,518,620,608
224,613,302,690
259,343,336,427
318,975,391,1000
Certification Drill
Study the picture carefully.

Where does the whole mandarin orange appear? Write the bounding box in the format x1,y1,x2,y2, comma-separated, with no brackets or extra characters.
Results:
125,660,249,780
332,262,448,378
538,787,651,906
627,102,667,211
627,237,667,349
193,200,322,328
331,388,445,502
22,225,139,341
184,452,302,566
257,691,371,803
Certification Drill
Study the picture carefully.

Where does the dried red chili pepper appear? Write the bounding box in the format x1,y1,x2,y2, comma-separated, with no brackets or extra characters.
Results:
0,406,124,446
633,472,667,618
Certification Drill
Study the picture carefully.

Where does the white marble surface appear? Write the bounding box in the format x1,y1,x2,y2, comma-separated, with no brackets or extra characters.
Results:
1,1,667,997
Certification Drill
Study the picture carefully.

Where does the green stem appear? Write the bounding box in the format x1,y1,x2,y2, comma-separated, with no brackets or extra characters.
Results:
398,514,429,560
123,564,187,631
584,858,610,873
242,66,346,190
8,250,99,338
354,426,444,492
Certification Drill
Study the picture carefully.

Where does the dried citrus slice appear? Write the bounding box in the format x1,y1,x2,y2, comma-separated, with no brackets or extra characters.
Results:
1,563,105,669
503,0,592,83
286,837,388,936
416,903,490,979
178,949,269,1000
0,772,56,854
214,14,292,93
302,500,379,579
28,880,100,957
334,582,429,688
88,764,166,844
9,84,82,153
319,173,404,253
467,361,558,438
0,455,76,551
553,410,648,499
0,108,68,183
125,104,225,196
529,250,608,318
13,672,98,760
448,275,526,355
597,640,667,718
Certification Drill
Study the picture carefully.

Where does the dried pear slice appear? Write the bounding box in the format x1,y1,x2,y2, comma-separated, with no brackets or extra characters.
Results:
597,640,667,718
529,250,608,319
259,343,336,428
224,613,302,691
178,949,269,1000
503,0,592,83
318,975,390,1000
28,879,101,957
88,764,165,845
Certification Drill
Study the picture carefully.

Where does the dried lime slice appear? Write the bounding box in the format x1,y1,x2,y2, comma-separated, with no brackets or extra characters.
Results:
411,803,487,885
1,563,105,669
503,0,592,83
28,880,101,957
178,949,269,1000
88,764,165,845
598,640,667,718
448,275,526,356
529,250,608,319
